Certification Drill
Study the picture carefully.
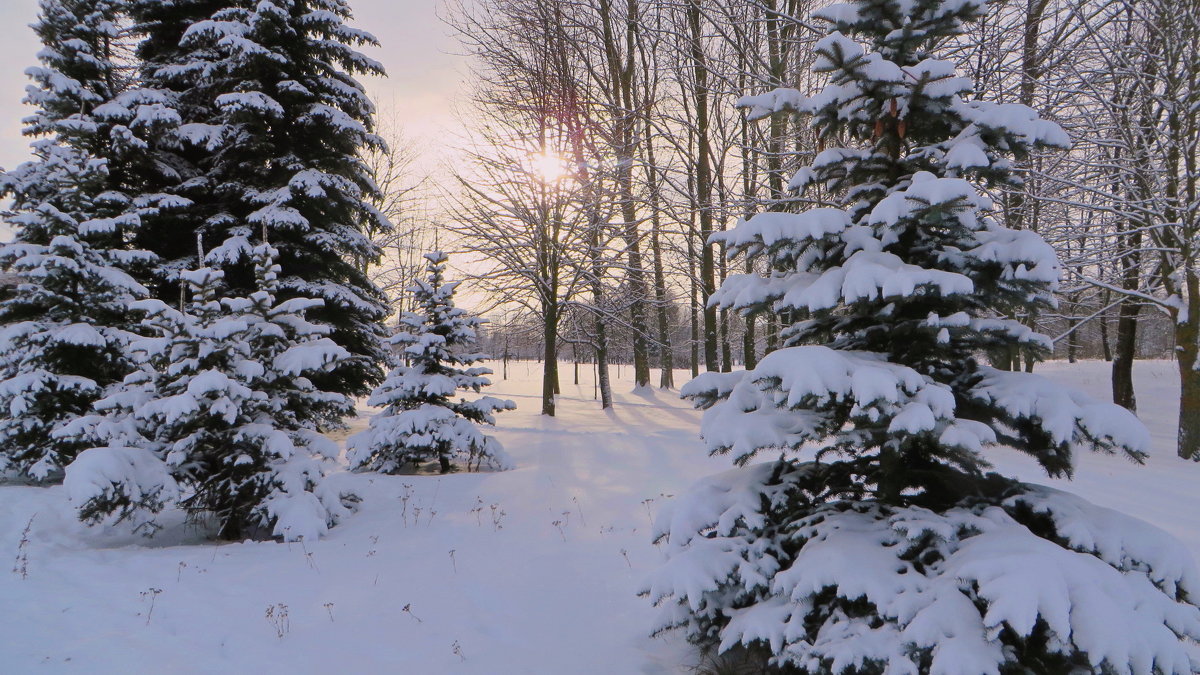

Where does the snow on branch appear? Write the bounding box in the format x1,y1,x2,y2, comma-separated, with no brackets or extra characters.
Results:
646,462,1200,675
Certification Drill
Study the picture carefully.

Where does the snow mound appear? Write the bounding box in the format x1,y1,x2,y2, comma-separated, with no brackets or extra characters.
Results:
65,446,179,532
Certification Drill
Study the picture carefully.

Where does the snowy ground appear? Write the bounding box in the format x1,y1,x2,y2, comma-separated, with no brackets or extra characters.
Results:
0,359,1196,673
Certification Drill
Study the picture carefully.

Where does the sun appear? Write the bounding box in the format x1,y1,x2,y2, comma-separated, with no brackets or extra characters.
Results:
530,151,569,182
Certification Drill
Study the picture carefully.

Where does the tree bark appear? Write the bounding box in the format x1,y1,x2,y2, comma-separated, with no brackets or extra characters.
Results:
598,0,652,388
651,218,674,388
1177,317,1200,460
643,112,674,388
743,289,758,370
542,301,558,416
717,229,732,372
560,64,612,410
1177,268,1200,460
738,104,757,371
1065,293,1078,364
686,205,700,379
594,314,613,408
1099,291,1113,362
1112,298,1139,412
766,313,778,354
688,0,719,372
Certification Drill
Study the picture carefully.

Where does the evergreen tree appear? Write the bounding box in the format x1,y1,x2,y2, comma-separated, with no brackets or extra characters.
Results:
127,0,390,398
0,0,153,482
645,0,1200,671
348,252,514,475
65,241,356,541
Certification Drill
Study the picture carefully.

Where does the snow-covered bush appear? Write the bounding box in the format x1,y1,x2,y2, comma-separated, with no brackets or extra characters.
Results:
348,252,514,474
64,243,356,541
646,461,1200,674
644,0,1200,671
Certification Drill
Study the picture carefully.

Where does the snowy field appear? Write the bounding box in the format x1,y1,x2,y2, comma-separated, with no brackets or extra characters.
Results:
0,359,1196,673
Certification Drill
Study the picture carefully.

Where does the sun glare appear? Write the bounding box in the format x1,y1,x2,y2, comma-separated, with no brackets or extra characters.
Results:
530,151,569,182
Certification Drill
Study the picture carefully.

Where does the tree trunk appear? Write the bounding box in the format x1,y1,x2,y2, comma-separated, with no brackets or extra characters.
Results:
542,303,558,416
687,208,700,379
717,215,731,373
1099,292,1113,362
644,123,674,389
561,73,611,409
1112,298,1139,412
735,19,758,373
1066,295,1078,364
652,240,674,388
1177,322,1200,460
766,313,778,354
595,315,613,409
688,0,718,372
997,0,1049,377
743,304,757,370
1176,268,1200,460
620,212,651,387
689,282,700,378
615,134,652,388
760,0,786,365
720,307,732,372
596,0,651,388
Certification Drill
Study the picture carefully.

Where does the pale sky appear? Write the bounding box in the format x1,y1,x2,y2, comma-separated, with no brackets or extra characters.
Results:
0,0,469,240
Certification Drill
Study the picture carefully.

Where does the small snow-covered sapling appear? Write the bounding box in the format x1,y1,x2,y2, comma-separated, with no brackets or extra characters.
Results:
345,254,514,475
452,640,465,662
324,602,335,623
490,504,506,531
449,549,457,573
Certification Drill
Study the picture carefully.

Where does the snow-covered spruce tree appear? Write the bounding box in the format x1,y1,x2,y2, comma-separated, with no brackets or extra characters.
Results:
0,0,154,482
64,241,356,541
643,1,1200,672
348,252,514,475
128,0,390,398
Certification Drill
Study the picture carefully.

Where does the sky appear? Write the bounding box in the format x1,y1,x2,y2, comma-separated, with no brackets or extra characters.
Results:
0,0,470,241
